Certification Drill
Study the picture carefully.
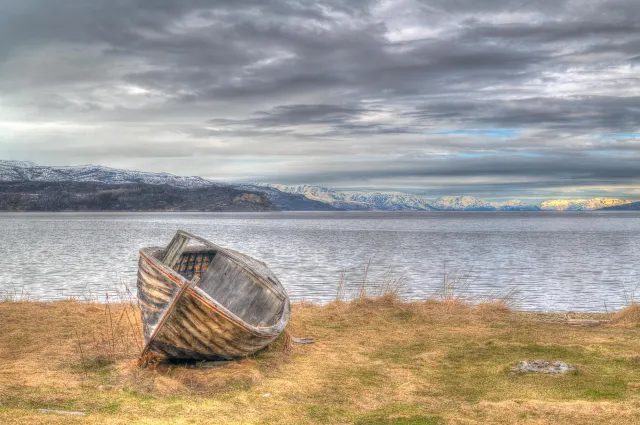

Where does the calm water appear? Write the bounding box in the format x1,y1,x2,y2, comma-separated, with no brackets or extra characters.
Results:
0,212,638,312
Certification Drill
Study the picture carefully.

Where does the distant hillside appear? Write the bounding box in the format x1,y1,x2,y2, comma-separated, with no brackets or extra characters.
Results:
257,184,543,211
256,183,637,212
258,184,439,210
431,196,494,211
0,160,336,211
0,160,213,188
0,181,276,212
599,201,640,211
495,199,542,211
237,184,339,211
540,198,633,211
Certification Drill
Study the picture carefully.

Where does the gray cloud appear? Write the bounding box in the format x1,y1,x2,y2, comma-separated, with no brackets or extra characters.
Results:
0,0,639,199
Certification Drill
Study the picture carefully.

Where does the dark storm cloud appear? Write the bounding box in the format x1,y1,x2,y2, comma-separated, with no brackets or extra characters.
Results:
1,0,639,198
407,96,640,132
211,104,371,127
266,153,640,183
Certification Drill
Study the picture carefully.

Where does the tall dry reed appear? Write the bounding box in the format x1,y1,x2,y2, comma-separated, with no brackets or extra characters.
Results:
73,282,144,370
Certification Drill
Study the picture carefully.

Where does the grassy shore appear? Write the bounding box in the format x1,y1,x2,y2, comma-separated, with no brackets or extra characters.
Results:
1,298,640,424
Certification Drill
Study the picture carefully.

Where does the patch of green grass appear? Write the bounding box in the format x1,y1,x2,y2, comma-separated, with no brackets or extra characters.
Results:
94,400,121,414
444,342,587,363
579,380,629,401
0,390,80,411
435,342,635,402
369,341,433,365
354,415,446,425
350,367,387,386
306,405,349,423
304,383,354,405
354,404,446,425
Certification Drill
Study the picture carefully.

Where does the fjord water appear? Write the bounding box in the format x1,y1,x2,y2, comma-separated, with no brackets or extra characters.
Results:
0,212,638,312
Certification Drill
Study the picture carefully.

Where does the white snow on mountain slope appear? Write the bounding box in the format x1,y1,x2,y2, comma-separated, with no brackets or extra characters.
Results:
256,183,633,211
540,198,633,211
0,160,215,188
257,183,438,210
431,196,495,211
492,199,540,211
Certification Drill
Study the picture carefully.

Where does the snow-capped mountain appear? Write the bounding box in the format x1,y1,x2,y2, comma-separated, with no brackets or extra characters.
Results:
540,198,633,211
0,160,337,211
492,199,541,211
235,184,339,211
256,183,438,210
347,192,437,211
431,196,495,211
0,160,214,188
260,184,350,203
255,183,633,211
432,197,543,211
257,185,541,211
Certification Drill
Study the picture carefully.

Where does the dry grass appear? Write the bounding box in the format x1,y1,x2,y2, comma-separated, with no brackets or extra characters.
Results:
1,297,640,424
611,303,640,325
334,260,409,303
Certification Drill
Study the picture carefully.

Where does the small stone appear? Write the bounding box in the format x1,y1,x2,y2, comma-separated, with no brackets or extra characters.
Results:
512,360,574,375
263,393,271,398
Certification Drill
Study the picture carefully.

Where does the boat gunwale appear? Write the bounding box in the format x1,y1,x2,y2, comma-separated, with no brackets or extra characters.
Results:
139,247,290,340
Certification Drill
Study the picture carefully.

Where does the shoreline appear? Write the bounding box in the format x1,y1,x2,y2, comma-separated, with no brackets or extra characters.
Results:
1,295,621,314
0,293,626,315
1,209,640,213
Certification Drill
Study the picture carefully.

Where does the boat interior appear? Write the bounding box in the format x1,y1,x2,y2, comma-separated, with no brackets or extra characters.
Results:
158,240,287,328
174,248,216,281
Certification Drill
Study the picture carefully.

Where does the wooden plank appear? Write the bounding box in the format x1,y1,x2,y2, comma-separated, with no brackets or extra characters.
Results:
139,276,198,359
197,255,285,327
137,249,182,341
148,288,280,360
161,232,191,268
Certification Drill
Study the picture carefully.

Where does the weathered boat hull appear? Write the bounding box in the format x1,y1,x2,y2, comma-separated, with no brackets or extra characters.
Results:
137,233,290,360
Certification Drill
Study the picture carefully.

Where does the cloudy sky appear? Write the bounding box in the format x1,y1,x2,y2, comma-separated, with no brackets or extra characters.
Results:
1,0,639,200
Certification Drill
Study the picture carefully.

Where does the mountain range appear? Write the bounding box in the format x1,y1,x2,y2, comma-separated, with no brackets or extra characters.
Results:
0,181,276,212
0,160,637,211
0,161,336,212
600,201,640,211
256,183,635,211
0,160,213,188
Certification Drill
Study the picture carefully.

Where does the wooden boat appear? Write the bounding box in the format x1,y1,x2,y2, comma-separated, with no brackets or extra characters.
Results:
137,230,290,360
